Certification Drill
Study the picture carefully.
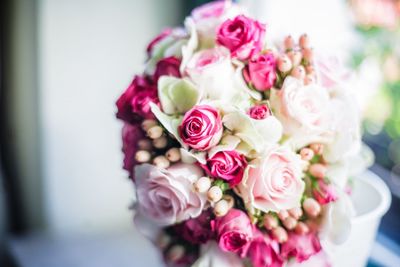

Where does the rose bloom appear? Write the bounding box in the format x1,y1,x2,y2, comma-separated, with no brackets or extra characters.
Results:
237,145,305,212
192,241,243,267
135,163,206,226
116,75,159,123
201,150,247,187
153,56,181,82
185,46,236,101
217,15,266,60
175,210,214,245
178,105,223,151
281,232,322,263
211,208,254,257
243,53,277,91
121,123,143,180
313,179,338,205
249,104,271,120
146,28,173,56
270,77,330,136
247,230,283,267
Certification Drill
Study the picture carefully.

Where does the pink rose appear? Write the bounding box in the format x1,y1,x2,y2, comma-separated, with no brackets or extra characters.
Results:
312,179,338,205
243,53,277,91
154,56,181,82
116,75,159,123
146,28,173,56
135,163,206,226
201,150,247,187
121,123,144,180
217,15,266,60
281,232,322,263
238,145,305,212
178,105,223,151
247,230,283,267
175,210,214,245
249,104,271,120
211,209,254,257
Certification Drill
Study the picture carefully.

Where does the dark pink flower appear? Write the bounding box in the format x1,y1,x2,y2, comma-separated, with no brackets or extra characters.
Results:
175,210,213,245
249,104,271,120
217,15,266,60
211,209,253,257
121,123,144,180
116,75,159,123
178,105,223,151
243,53,277,91
201,150,247,187
281,232,322,263
154,56,181,82
247,230,283,267
313,179,338,205
146,28,173,56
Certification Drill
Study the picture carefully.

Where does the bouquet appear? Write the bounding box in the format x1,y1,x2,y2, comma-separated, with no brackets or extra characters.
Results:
116,1,362,266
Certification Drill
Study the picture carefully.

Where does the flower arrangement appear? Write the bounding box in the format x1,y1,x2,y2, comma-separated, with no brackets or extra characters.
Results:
116,1,362,266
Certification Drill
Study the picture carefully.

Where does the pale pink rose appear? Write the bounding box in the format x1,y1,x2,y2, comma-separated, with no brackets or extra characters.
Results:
201,150,247,187
191,1,242,46
351,0,399,29
243,53,277,91
247,230,283,267
312,179,338,205
248,104,271,120
135,163,206,226
238,145,305,212
185,46,235,100
281,232,322,263
270,77,330,136
153,56,181,82
217,15,266,60
178,105,223,151
211,209,254,257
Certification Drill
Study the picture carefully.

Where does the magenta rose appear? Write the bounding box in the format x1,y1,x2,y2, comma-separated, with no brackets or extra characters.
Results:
217,15,266,60
211,208,253,257
154,56,181,82
243,53,277,91
178,105,223,151
247,230,283,267
146,28,172,56
249,104,271,120
116,75,159,123
121,123,144,180
281,232,322,263
175,210,214,245
201,150,247,187
312,179,338,205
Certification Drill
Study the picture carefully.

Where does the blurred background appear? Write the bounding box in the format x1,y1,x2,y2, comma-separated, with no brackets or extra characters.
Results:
0,0,399,266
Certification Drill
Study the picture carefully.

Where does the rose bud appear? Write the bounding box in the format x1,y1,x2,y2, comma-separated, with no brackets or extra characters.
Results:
272,226,288,243
303,198,321,218
283,216,298,230
166,147,181,162
263,213,279,230
300,148,314,161
284,35,294,50
313,179,338,205
194,177,212,193
207,186,223,202
309,163,327,179
153,136,168,149
147,125,163,139
289,207,303,220
281,232,322,263
214,199,230,217
135,150,151,163
278,55,293,73
299,33,310,48
153,155,170,169
295,221,310,235
249,104,271,120
243,53,277,91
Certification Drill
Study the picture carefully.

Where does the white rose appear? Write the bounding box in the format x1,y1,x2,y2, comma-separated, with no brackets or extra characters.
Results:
191,241,243,267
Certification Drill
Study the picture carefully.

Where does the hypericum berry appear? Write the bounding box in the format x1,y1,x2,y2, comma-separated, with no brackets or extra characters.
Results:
278,210,289,221
302,47,314,63
295,221,310,235
303,198,321,218
309,163,327,179
165,147,181,162
300,148,314,161
167,245,185,262
223,195,235,209
153,136,168,149
272,226,288,243
156,233,171,249
141,119,157,131
310,143,323,155
291,65,306,79
214,199,230,217
304,74,316,85
299,34,310,48
283,216,297,230
138,138,152,150
194,177,212,193
207,186,223,202
278,55,293,73
135,150,151,163
147,125,163,139
264,213,279,230
284,35,295,50
153,155,170,169
287,50,302,66
289,207,303,219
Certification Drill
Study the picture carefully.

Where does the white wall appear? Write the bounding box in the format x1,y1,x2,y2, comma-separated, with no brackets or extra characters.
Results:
38,0,182,235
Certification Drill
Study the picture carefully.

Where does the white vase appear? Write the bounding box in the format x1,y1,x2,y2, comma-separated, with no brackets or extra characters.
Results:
294,170,392,267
